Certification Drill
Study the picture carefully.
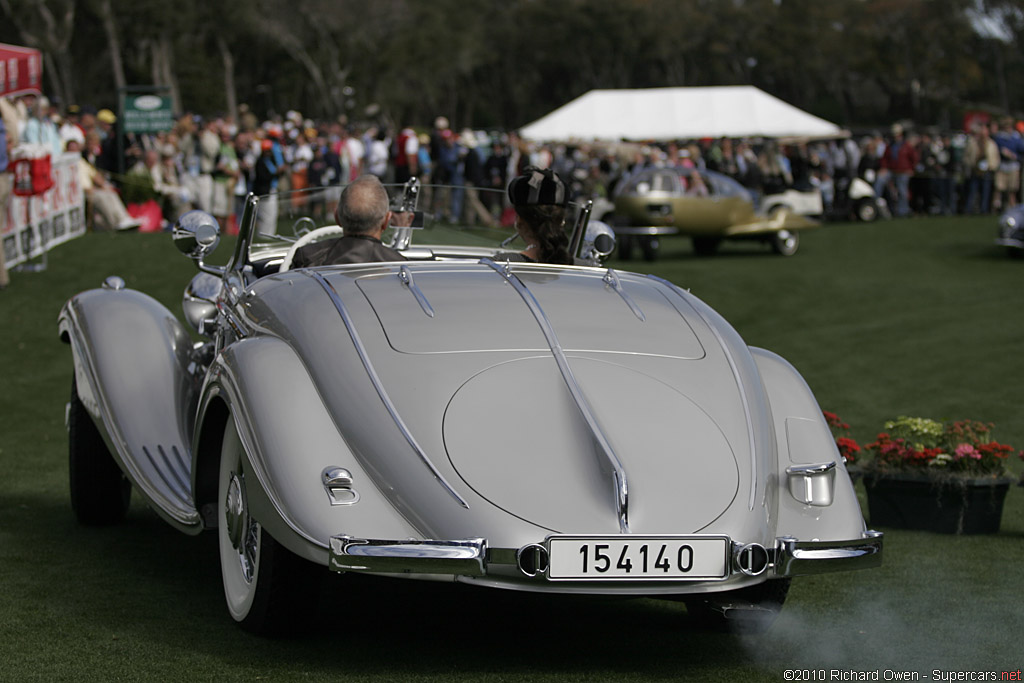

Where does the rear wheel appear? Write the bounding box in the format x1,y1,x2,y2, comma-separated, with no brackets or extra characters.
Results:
685,578,791,634
692,237,722,256
68,377,131,525
218,417,322,634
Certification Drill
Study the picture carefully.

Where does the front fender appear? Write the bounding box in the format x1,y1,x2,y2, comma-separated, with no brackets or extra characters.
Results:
58,286,201,531
195,336,417,566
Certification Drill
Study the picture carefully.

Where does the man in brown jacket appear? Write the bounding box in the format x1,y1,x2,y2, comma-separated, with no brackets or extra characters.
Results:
290,175,408,268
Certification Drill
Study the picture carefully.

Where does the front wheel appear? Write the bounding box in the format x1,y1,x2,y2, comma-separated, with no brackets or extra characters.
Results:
68,377,131,525
855,198,879,222
640,236,659,261
771,229,799,256
616,233,635,260
218,417,322,634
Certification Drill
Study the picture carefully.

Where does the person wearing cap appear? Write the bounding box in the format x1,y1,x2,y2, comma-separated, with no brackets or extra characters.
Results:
94,108,122,174
494,166,572,264
289,175,410,267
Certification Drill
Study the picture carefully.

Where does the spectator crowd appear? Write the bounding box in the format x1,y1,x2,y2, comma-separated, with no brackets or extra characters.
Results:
4,91,1024,242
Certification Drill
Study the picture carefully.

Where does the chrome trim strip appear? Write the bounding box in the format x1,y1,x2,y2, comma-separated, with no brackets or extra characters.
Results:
141,444,193,503
307,270,469,509
774,531,884,576
398,265,435,318
647,275,758,510
481,259,630,533
330,535,485,575
602,269,646,321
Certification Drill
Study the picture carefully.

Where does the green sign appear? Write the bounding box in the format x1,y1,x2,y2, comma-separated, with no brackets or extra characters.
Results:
121,93,173,134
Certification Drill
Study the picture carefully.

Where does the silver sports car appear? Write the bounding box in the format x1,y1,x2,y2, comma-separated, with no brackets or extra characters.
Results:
59,180,881,635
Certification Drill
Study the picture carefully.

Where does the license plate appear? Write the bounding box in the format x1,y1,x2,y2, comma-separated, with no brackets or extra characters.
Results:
547,535,729,580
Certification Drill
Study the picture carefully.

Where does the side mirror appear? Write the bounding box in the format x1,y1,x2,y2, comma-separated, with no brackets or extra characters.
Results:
173,210,222,273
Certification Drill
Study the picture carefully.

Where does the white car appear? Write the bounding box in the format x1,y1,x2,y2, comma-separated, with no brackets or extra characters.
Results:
59,180,882,635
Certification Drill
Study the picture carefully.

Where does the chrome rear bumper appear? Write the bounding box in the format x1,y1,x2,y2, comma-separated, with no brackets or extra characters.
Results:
330,536,487,575
773,530,884,576
329,530,883,580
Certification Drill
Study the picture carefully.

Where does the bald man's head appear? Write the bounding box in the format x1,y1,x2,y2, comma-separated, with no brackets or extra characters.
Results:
336,175,390,235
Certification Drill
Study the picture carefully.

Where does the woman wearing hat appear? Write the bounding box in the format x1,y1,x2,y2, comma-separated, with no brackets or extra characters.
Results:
495,166,572,264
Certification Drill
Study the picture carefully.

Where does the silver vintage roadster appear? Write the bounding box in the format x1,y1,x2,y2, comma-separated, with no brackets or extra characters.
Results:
59,180,881,634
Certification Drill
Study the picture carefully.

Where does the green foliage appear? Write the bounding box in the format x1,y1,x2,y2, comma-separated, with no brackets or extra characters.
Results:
3,0,1024,127
119,170,159,205
884,416,946,450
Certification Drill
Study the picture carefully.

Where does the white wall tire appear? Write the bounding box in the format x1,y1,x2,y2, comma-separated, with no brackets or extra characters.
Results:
218,417,263,628
217,417,323,634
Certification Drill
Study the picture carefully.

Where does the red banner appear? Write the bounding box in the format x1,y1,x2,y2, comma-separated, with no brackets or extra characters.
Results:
0,43,43,98
2,153,85,269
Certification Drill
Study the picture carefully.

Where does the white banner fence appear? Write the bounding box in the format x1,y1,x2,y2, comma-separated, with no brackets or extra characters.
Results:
2,153,86,270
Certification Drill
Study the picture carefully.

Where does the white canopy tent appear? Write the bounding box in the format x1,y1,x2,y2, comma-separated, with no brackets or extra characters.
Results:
518,86,845,142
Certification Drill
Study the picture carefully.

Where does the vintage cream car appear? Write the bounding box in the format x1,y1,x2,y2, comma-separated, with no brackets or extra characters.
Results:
59,181,881,635
611,166,820,258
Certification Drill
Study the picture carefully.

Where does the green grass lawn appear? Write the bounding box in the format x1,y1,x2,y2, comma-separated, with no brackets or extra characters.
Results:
1,216,1022,682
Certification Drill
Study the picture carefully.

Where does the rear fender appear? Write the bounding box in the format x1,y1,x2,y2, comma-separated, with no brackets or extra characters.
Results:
195,336,417,566
751,348,866,541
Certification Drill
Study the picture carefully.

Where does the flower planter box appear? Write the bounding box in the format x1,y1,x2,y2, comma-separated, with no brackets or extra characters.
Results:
864,473,1012,534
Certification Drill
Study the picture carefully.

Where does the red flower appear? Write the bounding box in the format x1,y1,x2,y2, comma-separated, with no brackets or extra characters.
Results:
836,437,860,463
977,442,1013,459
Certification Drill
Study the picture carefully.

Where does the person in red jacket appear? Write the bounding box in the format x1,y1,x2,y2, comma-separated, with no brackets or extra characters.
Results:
879,124,920,217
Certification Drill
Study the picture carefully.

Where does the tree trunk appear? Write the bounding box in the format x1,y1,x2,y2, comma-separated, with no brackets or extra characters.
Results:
97,0,126,93
150,36,181,115
217,35,237,123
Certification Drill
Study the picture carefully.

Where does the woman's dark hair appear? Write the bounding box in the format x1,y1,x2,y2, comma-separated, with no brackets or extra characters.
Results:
516,204,571,264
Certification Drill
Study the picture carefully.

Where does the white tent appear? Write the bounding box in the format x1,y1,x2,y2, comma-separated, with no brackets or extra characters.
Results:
518,86,844,142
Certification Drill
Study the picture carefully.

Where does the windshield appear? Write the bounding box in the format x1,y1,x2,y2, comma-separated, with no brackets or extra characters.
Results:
244,182,591,266
237,181,593,272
